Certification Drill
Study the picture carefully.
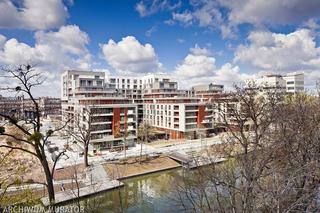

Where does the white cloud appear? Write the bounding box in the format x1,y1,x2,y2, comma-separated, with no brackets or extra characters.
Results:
0,35,6,48
177,38,185,43
235,29,320,71
174,45,247,89
170,1,236,39
101,36,161,74
235,29,320,87
172,11,193,25
304,18,320,32
145,26,157,37
167,0,320,39
35,25,89,55
175,53,216,78
0,25,92,97
0,0,68,30
190,44,212,56
135,0,181,17
219,0,320,26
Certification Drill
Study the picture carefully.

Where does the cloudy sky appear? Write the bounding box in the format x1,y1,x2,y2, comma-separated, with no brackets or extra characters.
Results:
0,0,320,97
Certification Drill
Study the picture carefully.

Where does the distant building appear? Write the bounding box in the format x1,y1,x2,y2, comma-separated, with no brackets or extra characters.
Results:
247,73,304,93
192,83,224,100
283,72,304,93
0,95,24,121
0,95,61,121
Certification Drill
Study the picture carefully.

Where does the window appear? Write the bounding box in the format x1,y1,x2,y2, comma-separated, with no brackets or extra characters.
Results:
287,81,294,84
96,81,102,86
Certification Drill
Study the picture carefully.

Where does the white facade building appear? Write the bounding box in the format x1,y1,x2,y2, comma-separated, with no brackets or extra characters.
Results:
107,73,176,90
250,74,286,91
283,72,304,93
249,73,304,93
142,79,214,139
107,74,177,124
61,70,138,150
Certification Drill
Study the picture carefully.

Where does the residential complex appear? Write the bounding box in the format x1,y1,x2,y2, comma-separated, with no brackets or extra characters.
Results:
59,70,307,150
107,74,175,123
142,79,214,139
61,70,138,150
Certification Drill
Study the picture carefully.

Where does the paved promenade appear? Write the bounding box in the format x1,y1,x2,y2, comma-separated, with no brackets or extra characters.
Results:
41,180,123,207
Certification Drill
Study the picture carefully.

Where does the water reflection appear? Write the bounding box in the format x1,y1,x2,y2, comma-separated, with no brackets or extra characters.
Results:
75,169,186,213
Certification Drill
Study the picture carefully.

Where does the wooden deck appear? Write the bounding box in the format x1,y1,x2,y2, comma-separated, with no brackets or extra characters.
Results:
41,180,124,207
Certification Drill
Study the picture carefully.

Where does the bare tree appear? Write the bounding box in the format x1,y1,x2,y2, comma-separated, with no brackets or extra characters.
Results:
67,106,92,167
0,64,68,205
269,93,320,212
114,119,128,160
137,121,152,164
173,84,284,212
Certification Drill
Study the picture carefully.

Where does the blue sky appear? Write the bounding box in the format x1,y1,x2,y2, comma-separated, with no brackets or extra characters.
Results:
0,0,320,96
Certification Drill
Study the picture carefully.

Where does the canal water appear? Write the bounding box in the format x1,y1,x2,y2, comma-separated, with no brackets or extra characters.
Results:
76,168,189,213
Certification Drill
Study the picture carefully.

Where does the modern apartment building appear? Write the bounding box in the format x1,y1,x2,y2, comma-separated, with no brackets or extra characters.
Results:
142,79,214,139
249,74,287,92
210,93,244,132
107,73,176,123
108,74,175,90
249,73,304,93
283,72,304,93
192,83,224,100
61,70,138,150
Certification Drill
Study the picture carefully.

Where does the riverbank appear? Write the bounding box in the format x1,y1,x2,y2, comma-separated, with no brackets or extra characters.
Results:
103,155,181,179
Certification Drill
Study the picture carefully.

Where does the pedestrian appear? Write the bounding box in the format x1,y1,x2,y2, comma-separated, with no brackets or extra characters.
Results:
61,183,65,191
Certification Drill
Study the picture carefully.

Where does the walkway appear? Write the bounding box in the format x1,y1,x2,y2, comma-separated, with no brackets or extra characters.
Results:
41,163,124,207
41,180,124,207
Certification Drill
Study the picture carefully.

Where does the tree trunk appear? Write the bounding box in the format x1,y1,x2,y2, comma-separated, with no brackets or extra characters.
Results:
41,158,55,205
139,141,143,164
84,144,89,167
124,136,126,160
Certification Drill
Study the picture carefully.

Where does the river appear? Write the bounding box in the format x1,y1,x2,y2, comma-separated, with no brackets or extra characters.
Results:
74,168,189,213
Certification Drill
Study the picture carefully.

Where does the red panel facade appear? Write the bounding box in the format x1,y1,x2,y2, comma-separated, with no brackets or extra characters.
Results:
112,108,120,136
197,105,206,125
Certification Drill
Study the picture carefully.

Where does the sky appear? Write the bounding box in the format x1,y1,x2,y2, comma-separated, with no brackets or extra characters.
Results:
0,0,320,97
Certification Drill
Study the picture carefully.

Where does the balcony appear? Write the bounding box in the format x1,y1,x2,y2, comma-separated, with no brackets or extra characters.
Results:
92,113,113,117
128,126,135,131
91,121,112,125
91,129,112,134
127,117,134,122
